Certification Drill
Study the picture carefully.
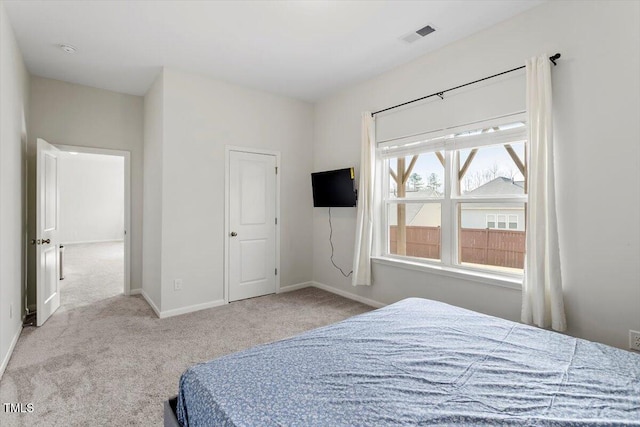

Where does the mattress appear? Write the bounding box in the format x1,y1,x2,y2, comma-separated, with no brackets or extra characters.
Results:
176,298,640,426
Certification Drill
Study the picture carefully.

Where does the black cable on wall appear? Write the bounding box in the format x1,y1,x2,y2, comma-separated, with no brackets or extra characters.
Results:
328,208,353,278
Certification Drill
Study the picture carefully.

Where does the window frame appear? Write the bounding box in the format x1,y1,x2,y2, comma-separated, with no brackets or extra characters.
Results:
497,214,507,229
378,116,528,280
486,214,496,229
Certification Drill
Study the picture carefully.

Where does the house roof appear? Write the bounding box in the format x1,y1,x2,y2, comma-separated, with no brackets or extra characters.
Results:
464,177,524,196
404,188,442,199
389,187,442,225
389,178,525,226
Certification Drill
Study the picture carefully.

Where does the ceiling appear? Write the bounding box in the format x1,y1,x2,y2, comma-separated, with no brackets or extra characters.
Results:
4,0,543,101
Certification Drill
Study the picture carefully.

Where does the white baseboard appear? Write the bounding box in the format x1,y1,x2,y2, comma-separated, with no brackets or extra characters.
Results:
159,299,226,319
278,281,313,293
139,280,379,320
0,325,22,380
276,280,385,309
311,281,386,309
140,289,161,318
140,289,226,319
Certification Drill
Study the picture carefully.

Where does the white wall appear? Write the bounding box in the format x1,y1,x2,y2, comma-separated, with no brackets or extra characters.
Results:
58,152,124,244
144,68,315,314
0,0,29,378
27,77,144,306
313,0,640,349
142,71,164,309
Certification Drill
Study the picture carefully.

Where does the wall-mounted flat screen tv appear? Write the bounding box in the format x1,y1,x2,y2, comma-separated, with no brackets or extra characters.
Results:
311,168,357,207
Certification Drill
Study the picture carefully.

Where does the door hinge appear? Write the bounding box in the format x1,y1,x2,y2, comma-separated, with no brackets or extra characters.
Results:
275,166,278,175
275,217,278,225
275,268,278,275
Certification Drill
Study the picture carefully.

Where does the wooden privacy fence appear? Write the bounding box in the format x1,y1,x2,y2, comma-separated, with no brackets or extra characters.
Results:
390,226,525,269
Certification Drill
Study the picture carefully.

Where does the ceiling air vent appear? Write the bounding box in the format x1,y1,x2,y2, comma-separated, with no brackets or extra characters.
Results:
401,24,436,44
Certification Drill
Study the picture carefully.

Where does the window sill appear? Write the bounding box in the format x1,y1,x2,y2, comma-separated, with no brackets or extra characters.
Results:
371,256,522,290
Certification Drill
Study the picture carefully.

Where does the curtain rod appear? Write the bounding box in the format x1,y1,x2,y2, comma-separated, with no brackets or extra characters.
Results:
371,53,561,117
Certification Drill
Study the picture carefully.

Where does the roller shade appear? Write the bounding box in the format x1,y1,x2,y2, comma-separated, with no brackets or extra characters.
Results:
378,113,526,159
376,71,526,146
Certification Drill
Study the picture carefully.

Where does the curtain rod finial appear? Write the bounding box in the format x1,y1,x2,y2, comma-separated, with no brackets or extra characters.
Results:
550,53,561,66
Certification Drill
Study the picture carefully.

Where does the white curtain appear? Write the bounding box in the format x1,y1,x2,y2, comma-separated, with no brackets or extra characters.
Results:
352,112,376,286
521,55,567,331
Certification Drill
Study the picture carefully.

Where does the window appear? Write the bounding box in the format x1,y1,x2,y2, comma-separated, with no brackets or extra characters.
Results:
387,153,444,261
486,213,519,230
379,117,527,275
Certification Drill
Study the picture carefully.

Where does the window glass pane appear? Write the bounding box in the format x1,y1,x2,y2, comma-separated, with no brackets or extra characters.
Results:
458,203,525,272
389,152,444,198
388,203,441,260
486,214,496,229
458,142,526,195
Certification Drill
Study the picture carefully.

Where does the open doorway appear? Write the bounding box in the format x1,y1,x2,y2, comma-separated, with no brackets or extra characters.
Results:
55,146,130,311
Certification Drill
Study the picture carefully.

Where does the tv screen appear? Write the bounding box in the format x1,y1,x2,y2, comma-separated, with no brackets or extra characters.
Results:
311,168,357,207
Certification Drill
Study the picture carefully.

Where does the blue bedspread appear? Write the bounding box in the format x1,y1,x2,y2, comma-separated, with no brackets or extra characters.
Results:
177,298,640,426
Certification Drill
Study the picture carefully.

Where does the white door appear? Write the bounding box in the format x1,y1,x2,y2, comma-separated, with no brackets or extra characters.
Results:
228,151,277,302
36,138,61,326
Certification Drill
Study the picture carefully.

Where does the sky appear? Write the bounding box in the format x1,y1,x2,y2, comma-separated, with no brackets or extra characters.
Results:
390,141,525,194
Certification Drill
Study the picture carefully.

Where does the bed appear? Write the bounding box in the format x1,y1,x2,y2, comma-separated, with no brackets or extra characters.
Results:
167,298,640,426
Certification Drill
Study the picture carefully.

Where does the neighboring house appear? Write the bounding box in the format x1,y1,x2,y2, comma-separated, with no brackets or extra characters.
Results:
389,177,525,268
388,188,441,227
390,177,525,231
461,177,525,231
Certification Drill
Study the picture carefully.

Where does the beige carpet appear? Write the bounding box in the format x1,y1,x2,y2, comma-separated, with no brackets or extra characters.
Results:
59,241,125,311
0,242,371,426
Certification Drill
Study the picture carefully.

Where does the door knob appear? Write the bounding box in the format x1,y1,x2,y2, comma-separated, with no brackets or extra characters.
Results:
31,239,40,245
230,232,237,237
42,239,51,244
